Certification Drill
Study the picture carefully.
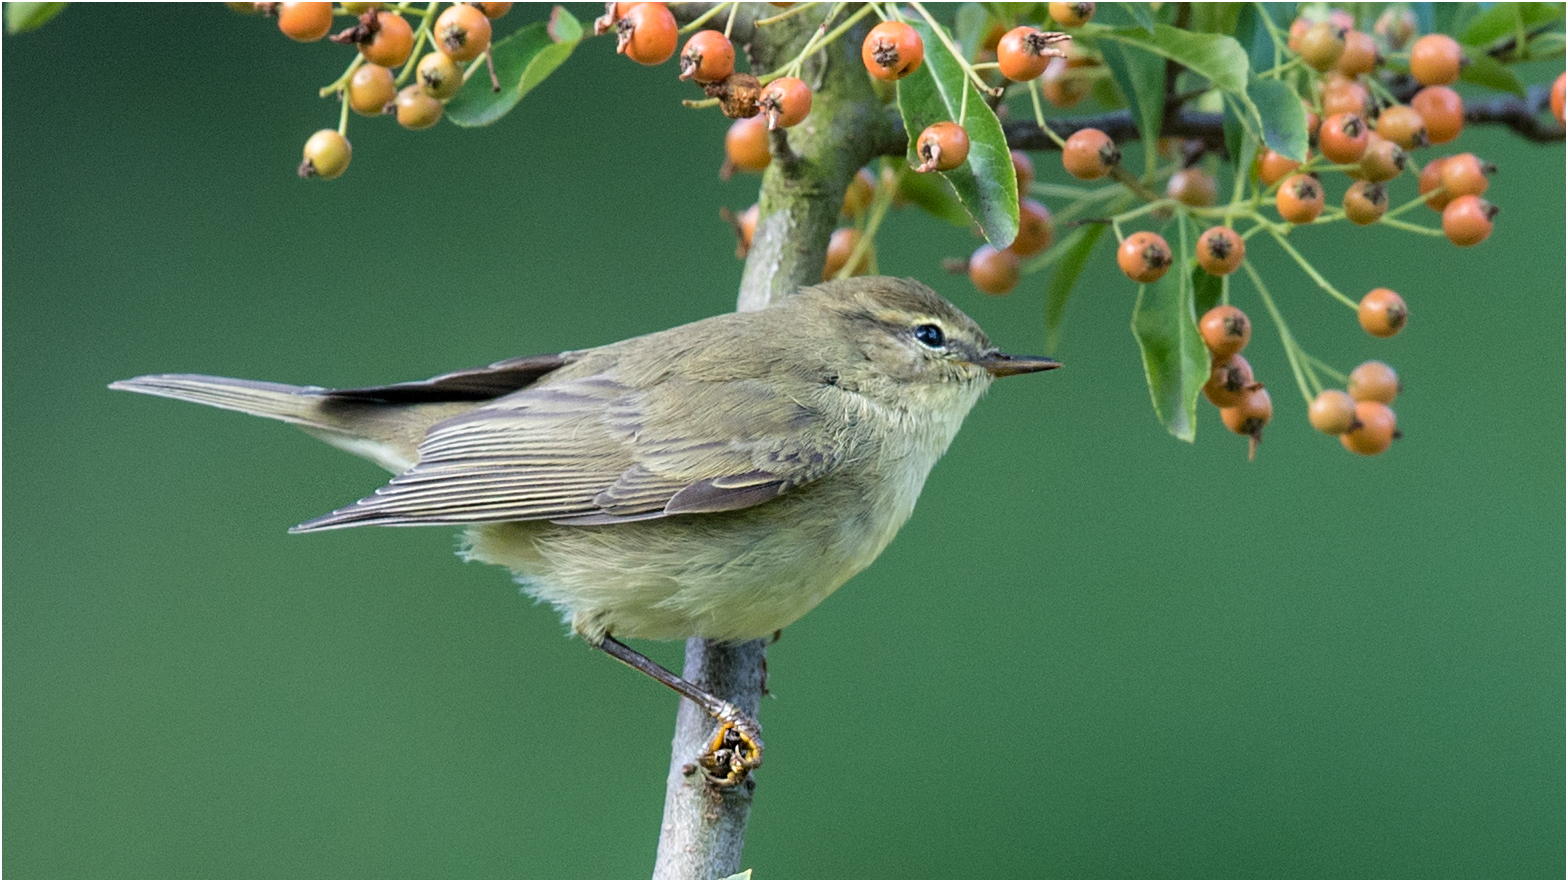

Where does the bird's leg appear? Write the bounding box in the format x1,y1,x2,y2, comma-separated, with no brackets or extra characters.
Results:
592,635,763,787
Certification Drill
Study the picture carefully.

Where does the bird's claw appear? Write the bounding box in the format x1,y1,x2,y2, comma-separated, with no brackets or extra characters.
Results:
697,714,763,788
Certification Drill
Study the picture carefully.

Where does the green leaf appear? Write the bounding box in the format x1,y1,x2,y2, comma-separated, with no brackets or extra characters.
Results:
1044,224,1106,352
1461,2,1564,47
446,6,582,128
6,2,65,33
894,166,972,228
1189,2,1243,36
1097,25,1248,94
1096,39,1165,174
1130,222,1207,442
1459,49,1527,97
897,20,1018,248
1245,75,1308,161
954,3,991,66
1116,1,1156,34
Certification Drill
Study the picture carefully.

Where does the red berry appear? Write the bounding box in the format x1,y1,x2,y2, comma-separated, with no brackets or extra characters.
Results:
679,30,735,83
725,115,771,172
996,27,1053,81
1116,231,1172,284
1411,85,1464,144
862,21,924,81
1061,128,1119,180
1254,148,1301,186
1439,153,1494,198
1318,112,1370,163
1441,194,1497,247
759,76,812,129
1552,72,1566,124
1418,157,1452,210
914,122,970,173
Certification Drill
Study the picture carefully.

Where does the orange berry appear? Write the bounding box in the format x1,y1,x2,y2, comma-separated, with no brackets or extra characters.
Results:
679,30,735,83
1318,112,1370,163
1553,72,1566,124
347,63,396,116
1061,128,1119,180
1321,73,1370,117
862,21,924,81
1354,134,1406,182
841,168,875,217
1341,401,1397,455
1048,2,1094,27
760,76,812,129
736,203,760,253
395,83,443,129
474,2,512,18
417,51,462,100
1008,198,1054,257
1348,360,1399,403
616,2,675,65
1309,389,1358,435
1041,55,1088,108
1411,85,1464,144
725,115,771,172
1166,167,1216,207
1298,22,1347,71
1438,153,1493,198
1287,17,1311,53
277,1,333,41
1195,226,1245,276
969,243,1021,295
1204,354,1254,408
1374,7,1417,50
1220,385,1273,453
1409,33,1465,86
1199,305,1251,359
299,128,351,179
1011,149,1035,192
1441,194,1497,247
1375,103,1429,150
996,27,1051,81
1335,29,1379,76
1275,174,1325,224
1343,180,1389,226
822,228,869,279
1254,148,1301,186
914,122,970,173
359,11,413,68
1418,157,1452,210
1116,231,1172,284
435,2,491,61
1358,288,1408,337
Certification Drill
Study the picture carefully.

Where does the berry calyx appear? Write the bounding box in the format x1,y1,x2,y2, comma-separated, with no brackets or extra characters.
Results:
679,30,735,83
969,243,1021,295
725,115,771,172
1411,85,1464,144
759,76,812,129
1047,2,1094,27
347,63,396,116
862,21,924,81
1116,231,1172,284
1199,305,1251,359
1441,194,1497,247
1061,128,1119,180
1341,401,1397,455
1195,226,1245,276
435,2,492,62
1343,180,1388,226
616,2,676,65
299,129,351,180
395,84,443,129
417,51,463,100
914,121,970,173
1008,198,1054,257
1318,112,1370,163
276,2,333,42
1309,389,1358,435
1348,360,1400,404
1409,33,1465,86
1358,288,1408,338
1204,354,1255,408
1276,174,1325,224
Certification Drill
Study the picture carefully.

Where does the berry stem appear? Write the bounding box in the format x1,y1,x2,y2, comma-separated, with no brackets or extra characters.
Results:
393,2,440,87
1026,79,1070,150
1303,352,1348,385
1384,187,1444,220
1107,164,1163,203
907,1,1002,97
318,54,366,99
761,3,871,82
1375,216,1446,236
836,160,896,279
1242,259,1319,405
337,83,351,135
752,2,822,29
723,0,741,39
1267,228,1360,311
680,2,732,33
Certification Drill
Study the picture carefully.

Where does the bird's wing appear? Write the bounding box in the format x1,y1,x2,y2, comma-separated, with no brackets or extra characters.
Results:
290,372,845,531
322,353,575,403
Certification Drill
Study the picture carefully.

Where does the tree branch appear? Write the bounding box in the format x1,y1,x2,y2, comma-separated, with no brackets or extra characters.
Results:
654,3,893,878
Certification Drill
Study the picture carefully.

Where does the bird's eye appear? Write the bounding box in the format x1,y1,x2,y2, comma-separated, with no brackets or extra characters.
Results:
913,323,945,348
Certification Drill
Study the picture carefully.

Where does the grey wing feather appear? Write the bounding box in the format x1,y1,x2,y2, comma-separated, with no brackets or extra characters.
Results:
290,373,844,532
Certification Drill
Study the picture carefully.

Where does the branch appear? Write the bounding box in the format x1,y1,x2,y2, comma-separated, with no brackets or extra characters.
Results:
654,3,894,878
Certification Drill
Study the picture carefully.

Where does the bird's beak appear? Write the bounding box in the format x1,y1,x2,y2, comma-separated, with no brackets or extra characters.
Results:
972,351,1061,377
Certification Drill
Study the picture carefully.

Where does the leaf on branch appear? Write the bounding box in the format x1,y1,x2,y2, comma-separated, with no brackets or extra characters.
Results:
6,1,65,33
1243,75,1308,162
1116,2,1156,34
1461,1,1564,47
896,20,1019,249
953,3,991,68
894,166,972,228
1459,50,1527,97
446,5,583,128
1044,223,1106,352
1131,221,1207,442
1096,39,1165,174
1096,25,1248,95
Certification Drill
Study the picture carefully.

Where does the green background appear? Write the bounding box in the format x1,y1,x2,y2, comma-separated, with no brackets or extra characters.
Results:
5,4,1563,878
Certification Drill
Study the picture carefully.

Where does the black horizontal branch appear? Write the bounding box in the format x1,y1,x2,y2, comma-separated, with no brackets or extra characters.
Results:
1000,109,1228,154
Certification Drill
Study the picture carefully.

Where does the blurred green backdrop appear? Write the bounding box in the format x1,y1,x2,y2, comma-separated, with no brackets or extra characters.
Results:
4,4,1563,878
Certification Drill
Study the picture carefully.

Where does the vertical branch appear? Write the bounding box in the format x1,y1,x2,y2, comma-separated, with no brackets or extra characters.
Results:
655,3,896,878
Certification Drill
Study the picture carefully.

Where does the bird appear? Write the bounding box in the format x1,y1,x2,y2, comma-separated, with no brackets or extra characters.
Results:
111,276,1058,784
